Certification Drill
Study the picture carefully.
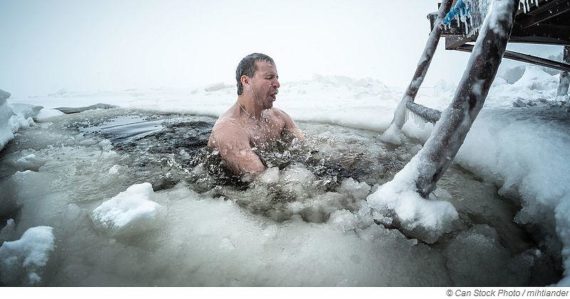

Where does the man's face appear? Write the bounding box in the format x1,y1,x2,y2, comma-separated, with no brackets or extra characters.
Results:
249,61,280,110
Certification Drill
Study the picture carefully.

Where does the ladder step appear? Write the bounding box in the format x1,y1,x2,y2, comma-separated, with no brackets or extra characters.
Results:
406,102,442,123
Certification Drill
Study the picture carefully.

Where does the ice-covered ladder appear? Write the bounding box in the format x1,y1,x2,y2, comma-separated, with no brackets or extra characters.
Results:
381,0,521,198
386,0,570,134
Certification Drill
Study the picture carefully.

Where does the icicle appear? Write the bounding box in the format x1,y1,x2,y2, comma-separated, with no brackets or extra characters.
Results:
520,0,540,13
455,14,460,29
519,0,528,13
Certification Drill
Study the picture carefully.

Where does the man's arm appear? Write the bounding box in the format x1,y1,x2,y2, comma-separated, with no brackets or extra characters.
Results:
209,121,266,175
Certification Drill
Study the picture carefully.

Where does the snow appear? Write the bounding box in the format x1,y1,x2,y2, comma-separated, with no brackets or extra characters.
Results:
512,65,559,90
487,0,517,38
0,90,15,150
367,156,459,244
2,62,570,285
35,108,65,121
0,226,55,286
339,178,372,200
0,89,41,152
91,182,166,237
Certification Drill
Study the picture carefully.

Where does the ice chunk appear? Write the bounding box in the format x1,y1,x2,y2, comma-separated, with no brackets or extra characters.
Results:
257,167,280,185
98,139,113,151
279,164,316,199
91,183,166,237
204,82,233,92
0,226,55,286
14,154,46,171
328,209,360,232
0,90,15,150
35,108,64,122
339,178,371,200
367,158,458,243
7,103,38,132
9,103,43,119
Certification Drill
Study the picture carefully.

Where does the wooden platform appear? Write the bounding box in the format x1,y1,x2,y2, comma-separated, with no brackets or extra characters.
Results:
429,0,570,71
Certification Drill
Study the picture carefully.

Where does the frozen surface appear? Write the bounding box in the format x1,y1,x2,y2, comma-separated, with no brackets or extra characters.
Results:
2,66,570,285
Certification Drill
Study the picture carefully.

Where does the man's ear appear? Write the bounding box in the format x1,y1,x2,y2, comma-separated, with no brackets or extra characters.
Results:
241,75,250,90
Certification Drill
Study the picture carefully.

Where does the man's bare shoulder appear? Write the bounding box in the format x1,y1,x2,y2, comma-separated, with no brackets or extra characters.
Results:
211,116,246,139
268,107,293,121
268,108,304,140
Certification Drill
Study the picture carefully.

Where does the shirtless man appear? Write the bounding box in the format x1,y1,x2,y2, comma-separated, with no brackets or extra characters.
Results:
208,53,304,178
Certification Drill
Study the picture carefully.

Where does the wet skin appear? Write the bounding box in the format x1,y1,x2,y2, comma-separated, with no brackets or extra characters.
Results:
208,61,304,177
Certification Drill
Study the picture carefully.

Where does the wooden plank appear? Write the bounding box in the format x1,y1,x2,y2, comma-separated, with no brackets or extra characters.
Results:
406,102,442,123
516,0,570,28
510,23,570,45
455,44,570,72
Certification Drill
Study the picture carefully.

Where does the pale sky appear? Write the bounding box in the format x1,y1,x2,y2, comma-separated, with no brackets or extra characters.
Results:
0,0,564,97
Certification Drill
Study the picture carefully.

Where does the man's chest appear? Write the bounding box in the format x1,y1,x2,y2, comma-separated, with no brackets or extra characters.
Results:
247,118,285,147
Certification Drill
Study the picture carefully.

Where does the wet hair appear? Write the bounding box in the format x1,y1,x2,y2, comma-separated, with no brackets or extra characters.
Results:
236,53,275,95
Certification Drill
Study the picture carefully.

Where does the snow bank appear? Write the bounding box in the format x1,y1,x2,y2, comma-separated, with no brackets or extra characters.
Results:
0,226,55,286
10,75,401,132
0,89,40,152
456,105,570,286
91,182,166,237
512,66,559,91
0,89,15,150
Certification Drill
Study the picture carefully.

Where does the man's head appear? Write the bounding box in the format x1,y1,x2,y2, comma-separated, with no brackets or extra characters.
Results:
236,53,276,95
236,53,280,109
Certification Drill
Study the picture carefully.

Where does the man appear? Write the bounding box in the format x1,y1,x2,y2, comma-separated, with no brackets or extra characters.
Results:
208,53,304,178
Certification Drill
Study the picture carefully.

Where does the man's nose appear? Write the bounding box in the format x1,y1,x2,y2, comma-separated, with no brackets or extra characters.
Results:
273,79,280,88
